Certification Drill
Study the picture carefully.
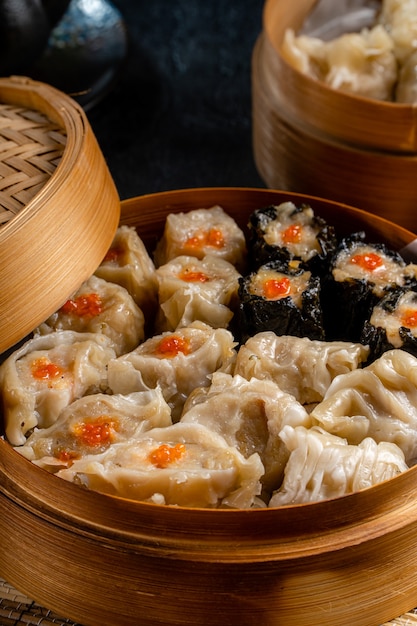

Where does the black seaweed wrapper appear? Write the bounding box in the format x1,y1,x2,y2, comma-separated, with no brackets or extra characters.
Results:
247,204,337,275
237,271,325,343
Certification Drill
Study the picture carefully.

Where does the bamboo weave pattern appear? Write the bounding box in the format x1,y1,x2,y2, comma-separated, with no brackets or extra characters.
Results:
0,104,66,226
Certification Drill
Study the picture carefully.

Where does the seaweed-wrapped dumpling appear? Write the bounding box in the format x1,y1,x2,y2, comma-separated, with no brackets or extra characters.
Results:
238,261,324,342
16,389,172,471
154,254,240,332
234,332,369,405
310,349,417,465
247,202,337,274
55,422,264,509
269,425,407,506
361,287,417,361
181,371,311,494
107,321,237,420
37,275,145,356
153,205,247,271
0,331,117,446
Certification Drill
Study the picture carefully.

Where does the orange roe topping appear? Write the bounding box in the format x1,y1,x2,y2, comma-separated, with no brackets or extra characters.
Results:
178,268,210,282
262,277,292,300
60,293,103,317
350,252,384,272
401,310,417,328
103,245,123,263
184,228,225,251
31,357,65,381
73,416,118,448
155,335,191,358
148,443,186,468
282,224,302,244
56,449,80,463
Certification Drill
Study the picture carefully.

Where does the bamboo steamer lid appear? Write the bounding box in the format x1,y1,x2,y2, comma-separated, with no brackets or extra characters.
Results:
0,76,120,354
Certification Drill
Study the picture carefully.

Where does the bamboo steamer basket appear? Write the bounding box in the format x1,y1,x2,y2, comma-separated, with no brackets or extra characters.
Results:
252,0,417,232
2,187,417,626
0,75,120,355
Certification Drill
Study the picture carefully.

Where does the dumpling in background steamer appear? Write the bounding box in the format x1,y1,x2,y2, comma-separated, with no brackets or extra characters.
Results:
310,349,417,465
55,421,264,509
95,225,158,321
377,0,417,63
154,254,240,332
234,332,369,405
153,205,247,271
180,371,311,494
17,389,172,472
282,25,397,101
0,331,117,446
107,321,237,421
269,425,408,506
395,49,417,102
37,275,145,356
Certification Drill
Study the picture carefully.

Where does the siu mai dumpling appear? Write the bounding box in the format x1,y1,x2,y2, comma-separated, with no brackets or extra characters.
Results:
234,332,369,405
310,349,417,464
269,425,408,506
0,331,117,446
281,28,328,80
107,321,237,420
55,422,264,509
95,225,158,320
181,371,311,494
37,275,145,356
17,389,172,472
155,254,240,332
153,205,247,271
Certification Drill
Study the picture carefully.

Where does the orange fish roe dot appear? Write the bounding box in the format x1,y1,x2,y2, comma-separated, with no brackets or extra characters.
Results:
103,245,124,263
31,357,65,381
262,277,291,300
148,443,186,468
60,292,103,317
184,228,225,251
155,335,191,358
73,416,118,448
401,310,417,328
350,252,384,272
178,268,210,282
56,449,80,464
282,224,302,244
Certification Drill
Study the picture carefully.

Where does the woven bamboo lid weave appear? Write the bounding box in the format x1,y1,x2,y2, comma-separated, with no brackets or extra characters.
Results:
0,76,120,354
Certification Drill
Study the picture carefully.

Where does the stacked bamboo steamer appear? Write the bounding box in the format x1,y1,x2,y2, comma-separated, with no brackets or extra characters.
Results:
252,0,417,233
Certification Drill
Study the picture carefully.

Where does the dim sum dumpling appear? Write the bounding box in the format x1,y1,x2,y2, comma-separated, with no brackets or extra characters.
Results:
153,205,247,271
269,425,408,506
181,371,311,494
155,254,240,331
234,332,369,405
17,389,172,471
310,349,417,464
282,25,397,101
37,275,145,356
95,225,158,320
55,422,264,509
107,321,237,420
0,331,117,446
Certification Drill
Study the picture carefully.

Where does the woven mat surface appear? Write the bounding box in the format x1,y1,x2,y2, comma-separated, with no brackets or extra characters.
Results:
1,577,417,626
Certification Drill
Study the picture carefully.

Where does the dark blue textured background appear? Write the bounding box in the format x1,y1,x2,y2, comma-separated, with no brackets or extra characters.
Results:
86,0,266,200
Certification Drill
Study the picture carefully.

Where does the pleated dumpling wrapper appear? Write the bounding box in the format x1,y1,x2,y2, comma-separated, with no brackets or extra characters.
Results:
55,421,264,509
0,331,117,446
